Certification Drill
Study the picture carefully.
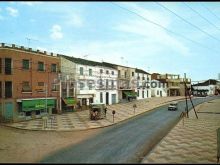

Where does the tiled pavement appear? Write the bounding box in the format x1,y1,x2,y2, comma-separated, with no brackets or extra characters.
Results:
141,99,220,164
3,96,185,131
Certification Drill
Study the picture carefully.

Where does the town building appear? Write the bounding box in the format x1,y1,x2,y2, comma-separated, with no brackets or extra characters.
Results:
151,79,167,97
102,62,137,102
60,55,118,110
151,73,191,96
191,79,220,96
135,68,151,100
0,43,60,122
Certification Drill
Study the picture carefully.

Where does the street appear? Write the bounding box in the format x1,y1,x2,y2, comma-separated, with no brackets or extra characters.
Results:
40,96,220,163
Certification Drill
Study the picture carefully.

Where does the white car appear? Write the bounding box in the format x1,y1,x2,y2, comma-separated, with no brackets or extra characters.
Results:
168,102,178,111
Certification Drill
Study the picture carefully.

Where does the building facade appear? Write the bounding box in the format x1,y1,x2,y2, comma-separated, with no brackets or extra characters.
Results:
151,79,167,97
135,68,151,100
103,62,137,102
61,56,118,110
0,43,60,122
191,79,220,96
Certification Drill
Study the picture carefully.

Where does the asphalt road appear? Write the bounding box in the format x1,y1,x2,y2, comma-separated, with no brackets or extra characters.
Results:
40,96,220,163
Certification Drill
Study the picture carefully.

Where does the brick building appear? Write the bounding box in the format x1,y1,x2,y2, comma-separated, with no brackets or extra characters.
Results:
0,43,60,122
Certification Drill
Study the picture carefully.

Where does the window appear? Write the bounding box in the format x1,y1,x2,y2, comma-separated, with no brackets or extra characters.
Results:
38,61,44,71
157,90,159,95
99,79,103,88
51,64,57,72
0,81,2,98
137,90,139,97
89,83,93,90
111,71,114,75
132,72,134,77
22,59,30,70
22,81,31,92
80,82,84,90
5,81,12,98
106,70,109,74
5,58,12,75
100,92,103,103
125,71,127,78
100,69,103,74
142,91,144,98
137,76,140,80
52,83,58,91
111,80,114,89
142,77,145,80
80,67,83,75
106,79,109,89
0,58,2,73
89,69,92,76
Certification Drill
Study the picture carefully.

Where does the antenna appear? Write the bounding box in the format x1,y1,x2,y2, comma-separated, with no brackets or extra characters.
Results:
25,37,39,48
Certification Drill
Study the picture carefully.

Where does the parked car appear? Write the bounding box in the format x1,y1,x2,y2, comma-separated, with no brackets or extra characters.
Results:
168,101,178,111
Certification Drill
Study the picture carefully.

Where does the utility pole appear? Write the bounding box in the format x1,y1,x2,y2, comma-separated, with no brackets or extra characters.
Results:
184,73,189,118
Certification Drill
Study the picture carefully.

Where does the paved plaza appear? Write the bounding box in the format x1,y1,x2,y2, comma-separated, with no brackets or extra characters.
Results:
3,96,184,131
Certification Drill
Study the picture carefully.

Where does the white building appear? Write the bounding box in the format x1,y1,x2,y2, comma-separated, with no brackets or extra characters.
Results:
151,79,167,97
135,68,151,100
192,79,220,96
60,55,118,110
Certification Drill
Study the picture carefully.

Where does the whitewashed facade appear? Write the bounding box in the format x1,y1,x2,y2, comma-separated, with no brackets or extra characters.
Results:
135,69,151,100
151,79,167,97
61,55,118,108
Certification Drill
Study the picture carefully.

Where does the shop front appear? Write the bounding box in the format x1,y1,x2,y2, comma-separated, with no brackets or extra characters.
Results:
62,97,77,112
123,91,137,101
17,98,57,120
76,94,94,110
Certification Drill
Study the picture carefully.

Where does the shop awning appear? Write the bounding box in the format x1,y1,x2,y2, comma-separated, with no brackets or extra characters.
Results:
62,97,76,106
21,99,56,112
124,91,137,97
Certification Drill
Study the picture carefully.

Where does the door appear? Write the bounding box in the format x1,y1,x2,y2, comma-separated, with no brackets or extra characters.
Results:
106,92,109,105
4,102,13,121
112,94,116,104
160,91,162,97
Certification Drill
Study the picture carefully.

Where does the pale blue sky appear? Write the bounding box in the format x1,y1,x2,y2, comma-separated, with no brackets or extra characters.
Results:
1,1,220,81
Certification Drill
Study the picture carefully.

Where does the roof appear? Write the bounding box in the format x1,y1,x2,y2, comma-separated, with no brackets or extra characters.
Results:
192,79,219,86
135,68,151,75
60,55,116,69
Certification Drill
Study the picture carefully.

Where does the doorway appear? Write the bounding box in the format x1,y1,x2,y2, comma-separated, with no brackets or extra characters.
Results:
106,92,109,105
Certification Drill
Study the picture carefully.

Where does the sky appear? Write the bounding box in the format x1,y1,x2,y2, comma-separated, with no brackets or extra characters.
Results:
1,1,220,82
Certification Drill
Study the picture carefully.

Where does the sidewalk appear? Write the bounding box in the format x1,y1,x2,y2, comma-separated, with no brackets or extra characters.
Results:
141,99,220,164
3,96,185,131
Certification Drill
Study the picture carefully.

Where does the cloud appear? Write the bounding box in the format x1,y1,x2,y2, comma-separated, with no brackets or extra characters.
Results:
6,7,18,17
50,24,63,40
67,13,83,28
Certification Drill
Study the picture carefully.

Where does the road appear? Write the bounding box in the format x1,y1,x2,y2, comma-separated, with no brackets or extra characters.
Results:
40,96,220,163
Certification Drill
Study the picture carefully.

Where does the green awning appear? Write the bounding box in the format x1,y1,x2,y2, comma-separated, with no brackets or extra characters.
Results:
124,91,137,97
63,97,76,106
22,99,56,111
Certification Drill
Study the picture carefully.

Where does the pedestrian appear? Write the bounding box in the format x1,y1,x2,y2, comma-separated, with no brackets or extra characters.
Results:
104,107,107,118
